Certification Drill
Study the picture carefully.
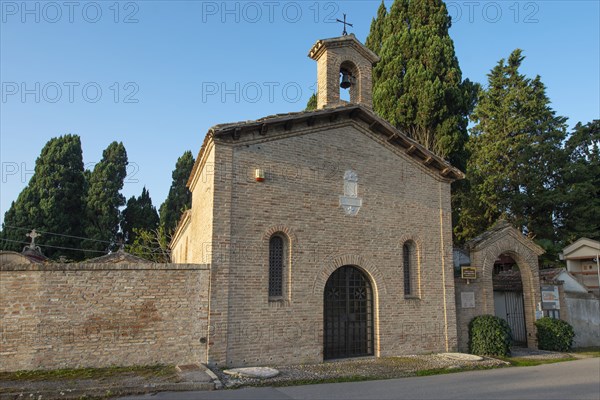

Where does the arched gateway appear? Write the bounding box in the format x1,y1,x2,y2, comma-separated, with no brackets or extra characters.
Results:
454,221,545,351
323,266,374,359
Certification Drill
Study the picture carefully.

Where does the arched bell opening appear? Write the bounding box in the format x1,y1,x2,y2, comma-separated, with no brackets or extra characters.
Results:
339,60,360,104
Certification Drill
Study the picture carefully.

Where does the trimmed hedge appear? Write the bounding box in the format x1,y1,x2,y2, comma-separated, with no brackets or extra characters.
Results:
535,317,575,352
469,315,512,356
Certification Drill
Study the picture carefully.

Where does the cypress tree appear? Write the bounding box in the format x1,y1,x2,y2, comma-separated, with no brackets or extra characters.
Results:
158,150,195,238
121,187,159,244
1,187,41,252
306,93,317,111
1,135,86,259
365,0,388,57
83,142,128,255
367,0,477,169
365,0,477,243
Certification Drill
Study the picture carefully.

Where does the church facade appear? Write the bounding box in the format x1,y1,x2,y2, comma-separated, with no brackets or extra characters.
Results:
171,35,464,367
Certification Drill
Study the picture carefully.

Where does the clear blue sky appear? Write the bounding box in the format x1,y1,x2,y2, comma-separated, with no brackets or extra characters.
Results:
1,0,599,226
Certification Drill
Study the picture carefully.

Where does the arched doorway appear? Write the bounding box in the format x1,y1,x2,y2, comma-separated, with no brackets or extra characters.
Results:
324,266,374,359
492,254,527,344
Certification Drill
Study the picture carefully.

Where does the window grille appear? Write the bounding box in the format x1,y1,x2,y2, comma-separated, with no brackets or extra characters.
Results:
323,266,374,359
403,242,412,295
269,235,284,297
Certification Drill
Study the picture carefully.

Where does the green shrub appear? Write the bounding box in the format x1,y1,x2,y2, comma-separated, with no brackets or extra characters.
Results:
535,317,575,352
469,315,512,357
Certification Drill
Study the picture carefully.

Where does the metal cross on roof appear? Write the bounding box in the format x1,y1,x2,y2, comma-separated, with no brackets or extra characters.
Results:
336,14,353,36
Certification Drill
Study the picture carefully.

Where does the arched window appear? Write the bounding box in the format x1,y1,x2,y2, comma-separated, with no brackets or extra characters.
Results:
269,235,285,298
402,240,421,298
402,242,413,296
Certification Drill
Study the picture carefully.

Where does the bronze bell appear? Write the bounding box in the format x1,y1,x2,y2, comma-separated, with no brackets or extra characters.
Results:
340,71,352,89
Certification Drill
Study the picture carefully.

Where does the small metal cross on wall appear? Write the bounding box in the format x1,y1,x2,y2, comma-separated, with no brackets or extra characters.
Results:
336,14,353,36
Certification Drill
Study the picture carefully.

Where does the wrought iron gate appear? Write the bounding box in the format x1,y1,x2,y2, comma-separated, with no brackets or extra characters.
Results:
324,266,374,359
494,290,527,344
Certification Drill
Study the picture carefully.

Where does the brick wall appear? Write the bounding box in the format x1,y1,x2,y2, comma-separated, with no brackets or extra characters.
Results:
454,277,485,352
187,142,216,264
208,121,457,367
310,35,378,110
0,263,210,372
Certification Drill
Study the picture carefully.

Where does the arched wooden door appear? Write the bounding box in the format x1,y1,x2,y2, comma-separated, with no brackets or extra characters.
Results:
324,266,374,359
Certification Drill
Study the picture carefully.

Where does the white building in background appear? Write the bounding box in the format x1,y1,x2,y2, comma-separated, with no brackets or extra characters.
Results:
560,238,600,296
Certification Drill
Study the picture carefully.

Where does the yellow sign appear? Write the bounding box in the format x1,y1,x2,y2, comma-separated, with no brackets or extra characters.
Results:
461,267,477,280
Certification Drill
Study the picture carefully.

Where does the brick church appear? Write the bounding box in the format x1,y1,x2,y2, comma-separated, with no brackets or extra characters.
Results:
1,34,547,373
170,34,465,367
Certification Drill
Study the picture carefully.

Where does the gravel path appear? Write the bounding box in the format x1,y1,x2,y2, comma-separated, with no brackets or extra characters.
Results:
213,354,509,388
510,346,575,360
0,349,572,396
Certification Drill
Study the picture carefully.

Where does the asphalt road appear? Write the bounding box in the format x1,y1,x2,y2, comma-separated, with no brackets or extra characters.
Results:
122,358,600,400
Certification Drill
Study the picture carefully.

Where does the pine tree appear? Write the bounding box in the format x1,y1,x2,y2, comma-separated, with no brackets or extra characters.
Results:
121,187,159,244
158,150,195,239
367,0,477,169
457,50,567,249
83,142,128,255
557,120,600,243
1,135,86,259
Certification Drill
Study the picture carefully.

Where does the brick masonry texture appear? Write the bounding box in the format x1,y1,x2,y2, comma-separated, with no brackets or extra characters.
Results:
170,35,461,367
454,227,543,352
174,118,458,368
309,35,379,110
0,263,210,372
317,46,374,109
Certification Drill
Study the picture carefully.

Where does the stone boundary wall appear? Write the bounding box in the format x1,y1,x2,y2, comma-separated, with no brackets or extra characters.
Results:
0,263,210,372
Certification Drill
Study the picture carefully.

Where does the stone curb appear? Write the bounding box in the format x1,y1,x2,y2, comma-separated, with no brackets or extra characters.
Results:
203,366,224,390
0,381,215,400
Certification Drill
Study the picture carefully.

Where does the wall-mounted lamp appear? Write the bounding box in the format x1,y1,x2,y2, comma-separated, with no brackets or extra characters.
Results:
255,168,265,182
